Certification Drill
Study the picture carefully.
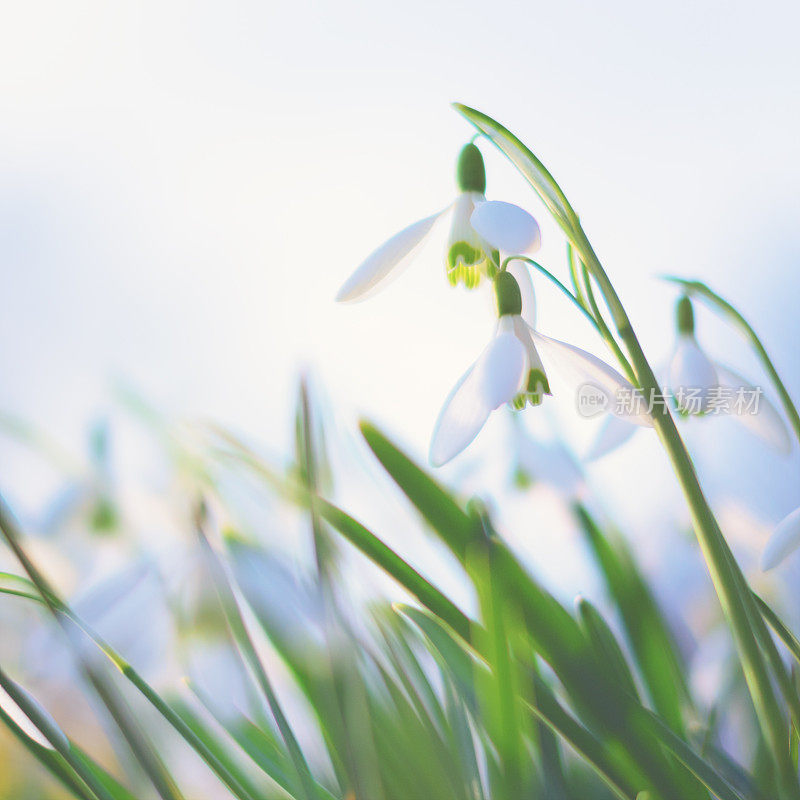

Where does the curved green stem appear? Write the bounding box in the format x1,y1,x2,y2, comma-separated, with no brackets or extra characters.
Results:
502,255,601,331
567,242,590,311
578,262,638,385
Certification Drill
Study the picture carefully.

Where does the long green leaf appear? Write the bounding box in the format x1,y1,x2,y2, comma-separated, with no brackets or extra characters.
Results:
575,504,691,734
359,421,478,562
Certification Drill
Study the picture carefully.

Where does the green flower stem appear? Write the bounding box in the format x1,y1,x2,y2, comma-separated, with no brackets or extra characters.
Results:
501,256,602,331
578,261,638,385
567,242,590,311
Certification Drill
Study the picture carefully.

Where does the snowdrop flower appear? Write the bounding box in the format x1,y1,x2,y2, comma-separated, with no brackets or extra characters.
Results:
669,297,719,416
507,414,586,499
588,296,790,459
429,271,650,466
335,143,540,301
762,506,800,570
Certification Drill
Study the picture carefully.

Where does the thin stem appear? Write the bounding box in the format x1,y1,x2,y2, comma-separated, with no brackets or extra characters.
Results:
567,242,590,311
579,262,638,385
503,256,601,331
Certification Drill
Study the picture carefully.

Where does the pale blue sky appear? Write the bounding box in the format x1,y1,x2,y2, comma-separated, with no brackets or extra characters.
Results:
2,0,800,584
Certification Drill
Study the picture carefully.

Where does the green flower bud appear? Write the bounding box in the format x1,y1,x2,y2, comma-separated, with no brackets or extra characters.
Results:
495,271,522,317
676,295,694,335
456,143,486,194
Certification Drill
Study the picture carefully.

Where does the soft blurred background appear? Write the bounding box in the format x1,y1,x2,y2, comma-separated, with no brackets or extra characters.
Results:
2,0,800,796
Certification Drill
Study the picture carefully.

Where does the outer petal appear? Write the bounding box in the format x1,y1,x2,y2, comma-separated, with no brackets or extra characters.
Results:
585,414,641,461
533,331,653,427
429,331,526,466
470,200,541,254
506,259,536,327
480,328,528,407
336,208,447,303
762,506,800,570
667,335,718,413
714,364,791,454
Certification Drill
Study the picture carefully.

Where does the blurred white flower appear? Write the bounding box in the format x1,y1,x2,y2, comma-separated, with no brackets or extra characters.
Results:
335,143,540,300
508,414,586,499
430,272,650,466
588,296,790,460
762,506,800,570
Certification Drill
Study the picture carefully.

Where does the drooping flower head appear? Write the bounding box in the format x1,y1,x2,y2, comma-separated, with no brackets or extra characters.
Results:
588,294,791,459
668,296,719,416
429,270,650,466
335,143,540,302
446,143,494,288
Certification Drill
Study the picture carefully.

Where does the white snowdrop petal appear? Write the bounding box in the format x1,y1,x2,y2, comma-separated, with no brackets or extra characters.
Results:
667,335,718,413
762,506,800,570
469,201,541,254
585,414,641,461
429,364,492,467
506,260,536,327
429,330,527,466
336,208,447,303
714,364,792,454
533,331,653,427
478,331,528,409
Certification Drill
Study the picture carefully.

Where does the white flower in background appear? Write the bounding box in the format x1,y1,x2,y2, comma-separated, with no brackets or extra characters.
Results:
587,296,790,460
508,413,586,499
762,506,800,570
335,143,540,301
429,271,651,466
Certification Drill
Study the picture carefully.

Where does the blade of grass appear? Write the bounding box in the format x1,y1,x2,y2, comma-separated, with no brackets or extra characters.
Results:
359,421,479,562
0,498,185,800
574,503,692,734
0,704,100,800
0,667,120,800
0,499,272,800
756,594,800,665
576,598,640,701
194,511,320,800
